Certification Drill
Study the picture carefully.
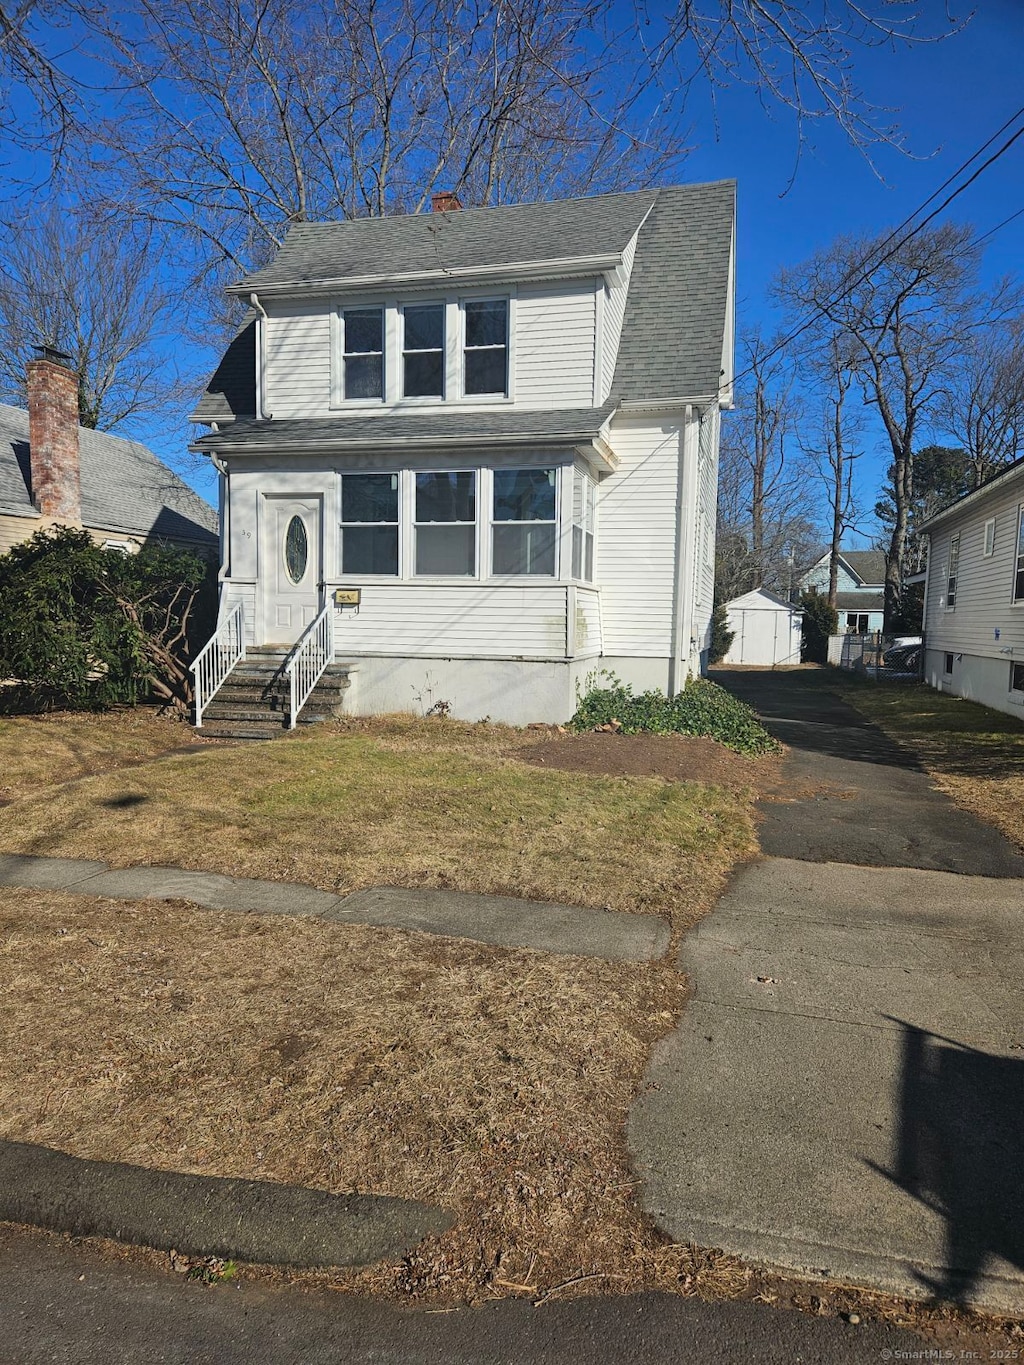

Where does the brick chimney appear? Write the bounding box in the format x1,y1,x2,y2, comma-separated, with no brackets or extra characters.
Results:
431,190,462,213
27,345,82,525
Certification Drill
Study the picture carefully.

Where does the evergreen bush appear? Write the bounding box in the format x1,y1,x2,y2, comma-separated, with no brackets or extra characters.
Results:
569,675,780,756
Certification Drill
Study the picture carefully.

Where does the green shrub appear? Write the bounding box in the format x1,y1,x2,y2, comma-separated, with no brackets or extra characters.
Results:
799,591,838,663
569,676,780,756
0,526,215,712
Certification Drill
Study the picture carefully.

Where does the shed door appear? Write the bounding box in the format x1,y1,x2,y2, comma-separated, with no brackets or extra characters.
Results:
262,495,322,645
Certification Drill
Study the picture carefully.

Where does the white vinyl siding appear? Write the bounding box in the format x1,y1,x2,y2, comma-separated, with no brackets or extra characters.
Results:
598,230,638,402
261,304,332,418
924,477,1024,659
329,583,570,657
514,279,596,408
596,416,682,657
574,586,603,658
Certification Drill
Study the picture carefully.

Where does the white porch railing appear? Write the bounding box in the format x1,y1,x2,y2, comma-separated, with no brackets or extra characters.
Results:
191,602,246,728
285,603,335,730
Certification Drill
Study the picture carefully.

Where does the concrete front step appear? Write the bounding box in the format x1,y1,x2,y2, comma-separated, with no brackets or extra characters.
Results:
196,657,355,740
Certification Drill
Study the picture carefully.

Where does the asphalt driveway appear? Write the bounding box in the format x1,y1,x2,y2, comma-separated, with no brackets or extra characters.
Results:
629,669,1024,1314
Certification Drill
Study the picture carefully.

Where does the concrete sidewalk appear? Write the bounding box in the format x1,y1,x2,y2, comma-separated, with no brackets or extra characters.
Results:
0,854,669,963
630,671,1024,1315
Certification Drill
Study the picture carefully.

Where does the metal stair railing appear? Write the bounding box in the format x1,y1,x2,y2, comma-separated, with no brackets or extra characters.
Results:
285,603,335,730
191,601,246,728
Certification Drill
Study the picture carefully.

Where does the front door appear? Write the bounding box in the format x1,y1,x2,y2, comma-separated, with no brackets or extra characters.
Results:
262,495,322,645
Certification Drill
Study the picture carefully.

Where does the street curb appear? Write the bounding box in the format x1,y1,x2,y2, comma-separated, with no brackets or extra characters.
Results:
0,1140,453,1268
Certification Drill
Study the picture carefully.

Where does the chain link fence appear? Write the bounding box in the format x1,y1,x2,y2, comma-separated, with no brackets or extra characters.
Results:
828,633,924,681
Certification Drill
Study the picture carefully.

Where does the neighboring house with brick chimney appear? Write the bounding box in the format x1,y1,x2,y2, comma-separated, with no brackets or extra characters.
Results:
0,348,218,558
190,183,735,731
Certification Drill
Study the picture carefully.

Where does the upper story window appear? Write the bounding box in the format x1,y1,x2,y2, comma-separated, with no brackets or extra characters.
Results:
403,304,445,398
946,532,960,609
340,472,398,575
415,471,475,575
1015,506,1024,602
984,517,996,558
342,308,384,400
464,299,508,396
492,468,557,576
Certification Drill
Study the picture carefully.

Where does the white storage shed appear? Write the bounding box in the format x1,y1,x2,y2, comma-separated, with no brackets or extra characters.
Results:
722,588,803,667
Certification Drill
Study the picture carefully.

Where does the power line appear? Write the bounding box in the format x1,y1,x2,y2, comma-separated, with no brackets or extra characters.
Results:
729,104,1024,391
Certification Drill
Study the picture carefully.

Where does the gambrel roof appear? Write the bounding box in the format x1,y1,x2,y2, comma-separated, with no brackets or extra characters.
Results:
193,180,736,424
0,403,218,545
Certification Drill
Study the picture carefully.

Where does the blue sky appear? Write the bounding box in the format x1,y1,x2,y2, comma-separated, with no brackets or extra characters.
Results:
21,4,1024,543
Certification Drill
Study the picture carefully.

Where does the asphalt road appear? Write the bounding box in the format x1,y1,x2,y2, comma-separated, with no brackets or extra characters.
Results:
0,1225,927,1365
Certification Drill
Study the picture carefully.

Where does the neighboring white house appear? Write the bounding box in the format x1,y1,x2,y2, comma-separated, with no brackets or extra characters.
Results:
191,182,736,726
797,549,886,633
722,588,802,666
920,458,1024,718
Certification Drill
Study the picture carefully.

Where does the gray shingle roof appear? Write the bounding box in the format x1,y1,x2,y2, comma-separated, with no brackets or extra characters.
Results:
232,192,659,293
190,312,257,424
840,550,886,585
835,591,884,612
611,181,735,402
192,404,616,454
0,404,218,545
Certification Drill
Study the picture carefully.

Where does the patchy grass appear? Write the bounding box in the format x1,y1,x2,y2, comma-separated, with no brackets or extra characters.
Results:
0,716,759,932
0,708,207,804
830,675,1024,852
0,887,721,1301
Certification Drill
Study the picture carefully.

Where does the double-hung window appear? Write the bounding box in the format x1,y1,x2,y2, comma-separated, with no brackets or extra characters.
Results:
340,473,399,574
341,308,384,400
946,532,960,608
492,469,557,576
415,472,475,575
1015,507,1024,602
571,468,595,581
403,304,445,398
464,300,508,396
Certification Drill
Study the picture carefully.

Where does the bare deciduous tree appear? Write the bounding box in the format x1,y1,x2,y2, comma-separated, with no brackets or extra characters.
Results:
0,206,185,430
777,222,984,629
942,318,1024,489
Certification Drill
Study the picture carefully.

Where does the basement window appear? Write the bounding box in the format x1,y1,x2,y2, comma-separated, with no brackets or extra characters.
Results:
1011,662,1024,697
944,653,955,677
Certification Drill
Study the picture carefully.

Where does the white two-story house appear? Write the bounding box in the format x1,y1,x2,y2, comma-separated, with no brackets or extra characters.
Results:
191,182,736,728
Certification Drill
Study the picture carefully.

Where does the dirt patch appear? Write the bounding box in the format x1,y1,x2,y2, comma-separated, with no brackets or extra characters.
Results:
516,731,781,793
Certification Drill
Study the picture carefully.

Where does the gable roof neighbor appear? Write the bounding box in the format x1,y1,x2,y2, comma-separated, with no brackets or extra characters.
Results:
0,404,218,546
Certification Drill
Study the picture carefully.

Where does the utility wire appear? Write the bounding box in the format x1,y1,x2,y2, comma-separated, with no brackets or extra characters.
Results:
728,104,1024,392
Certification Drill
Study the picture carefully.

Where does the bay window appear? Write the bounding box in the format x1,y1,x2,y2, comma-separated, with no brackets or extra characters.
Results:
492,468,557,575
340,473,398,574
571,468,595,581
415,471,476,575
464,300,508,396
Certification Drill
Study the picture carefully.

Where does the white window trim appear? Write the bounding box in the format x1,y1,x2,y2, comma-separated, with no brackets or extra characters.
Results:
330,301,387,409
945,532,960,611
1013,505,1024,606
400,300,447,403
569,464,597,583
337,470,401,579
983,517,996,558
459,294,513,403
488,465,560,579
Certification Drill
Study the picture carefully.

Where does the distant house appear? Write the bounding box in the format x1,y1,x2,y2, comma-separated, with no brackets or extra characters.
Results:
797,549,886,634
920,458,1024,718
721,588,802,667
0,349,218,558
190,182,737,728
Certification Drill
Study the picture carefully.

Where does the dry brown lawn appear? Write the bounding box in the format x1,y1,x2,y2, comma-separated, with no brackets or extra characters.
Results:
0,708,208,805
832,678,1024,852
0,886,747,1302
0,715,760,933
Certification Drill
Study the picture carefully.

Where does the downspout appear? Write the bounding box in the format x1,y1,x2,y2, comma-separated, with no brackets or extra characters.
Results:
668,406,694,696
250,291,269,420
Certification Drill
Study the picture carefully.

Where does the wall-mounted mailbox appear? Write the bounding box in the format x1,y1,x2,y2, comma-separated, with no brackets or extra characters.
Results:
333,588,361,607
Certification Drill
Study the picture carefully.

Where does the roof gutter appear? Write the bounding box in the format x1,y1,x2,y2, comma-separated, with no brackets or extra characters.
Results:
191,429,620,469
227,253,625,299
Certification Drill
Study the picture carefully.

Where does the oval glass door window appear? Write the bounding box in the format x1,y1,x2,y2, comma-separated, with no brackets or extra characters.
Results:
284,516,308,583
